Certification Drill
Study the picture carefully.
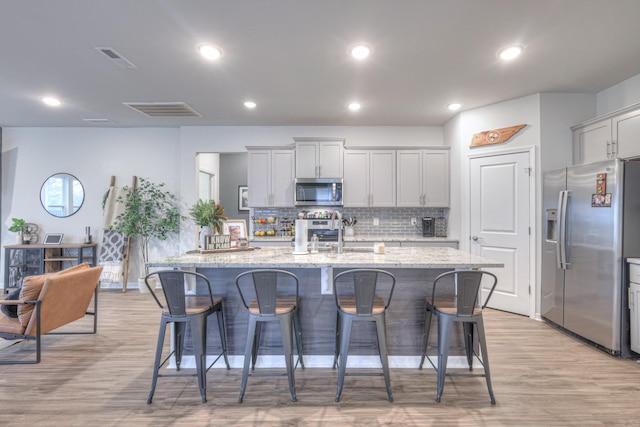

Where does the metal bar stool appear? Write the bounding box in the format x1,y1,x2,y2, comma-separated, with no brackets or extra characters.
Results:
145,270,230,404
419,270,498,404
332,269,396,402
235,269,304,403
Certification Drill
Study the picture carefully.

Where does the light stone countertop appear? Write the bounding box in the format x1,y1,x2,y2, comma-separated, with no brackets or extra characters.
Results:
627,258,640,265
250,234,459,244
147,246,502,270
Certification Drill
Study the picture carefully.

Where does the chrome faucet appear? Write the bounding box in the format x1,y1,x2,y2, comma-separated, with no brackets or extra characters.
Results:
331,210,343,254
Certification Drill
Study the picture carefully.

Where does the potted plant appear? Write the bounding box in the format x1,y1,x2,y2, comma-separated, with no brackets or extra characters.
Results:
8,218,28,244
189,199,227,248
110,178,184,292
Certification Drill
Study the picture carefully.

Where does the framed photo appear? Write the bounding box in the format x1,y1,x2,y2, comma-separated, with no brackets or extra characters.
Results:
238,185,249,211
223,219,247,243
43,233,64,244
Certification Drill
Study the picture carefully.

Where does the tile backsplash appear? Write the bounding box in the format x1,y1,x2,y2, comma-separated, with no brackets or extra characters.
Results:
251,207,448,236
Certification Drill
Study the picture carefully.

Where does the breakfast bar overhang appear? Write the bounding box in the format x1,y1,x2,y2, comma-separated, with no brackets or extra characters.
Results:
147,246,504,368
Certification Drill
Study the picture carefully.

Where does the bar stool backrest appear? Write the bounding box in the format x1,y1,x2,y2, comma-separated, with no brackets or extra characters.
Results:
235,269,299,316
334,269,396,316
430,270,498,317
146,270,215,316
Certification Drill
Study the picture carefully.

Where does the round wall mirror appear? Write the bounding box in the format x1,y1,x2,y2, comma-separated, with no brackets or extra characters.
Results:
40,173,85,217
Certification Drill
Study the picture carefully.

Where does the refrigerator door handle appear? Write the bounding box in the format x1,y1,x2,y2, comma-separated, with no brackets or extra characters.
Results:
558,190,570,270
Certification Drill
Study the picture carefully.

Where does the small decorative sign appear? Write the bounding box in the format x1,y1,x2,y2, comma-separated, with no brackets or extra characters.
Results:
470,124,526,147
596,173,607,194
592,193,612,207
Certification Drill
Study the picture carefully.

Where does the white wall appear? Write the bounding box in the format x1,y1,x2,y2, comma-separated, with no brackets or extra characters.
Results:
2,127,180,282
597,73,640,116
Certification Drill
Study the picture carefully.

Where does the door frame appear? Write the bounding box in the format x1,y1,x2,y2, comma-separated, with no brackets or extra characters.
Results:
465,145,537,319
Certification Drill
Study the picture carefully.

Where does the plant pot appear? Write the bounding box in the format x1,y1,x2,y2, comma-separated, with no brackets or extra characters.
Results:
138,276,156,294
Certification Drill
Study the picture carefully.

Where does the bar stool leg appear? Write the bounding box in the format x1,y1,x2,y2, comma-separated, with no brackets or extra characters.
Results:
419,308,434,369
436,315,453,403
238,316,258,403
293,308,305,369
280,315,297,402
375,314,393,402
191,315,208,403
335,314,353,402
332,311,340,369
173,321,187,371
215,309,230,369
463,321,474,371
147,318,168,404
476,316,496,404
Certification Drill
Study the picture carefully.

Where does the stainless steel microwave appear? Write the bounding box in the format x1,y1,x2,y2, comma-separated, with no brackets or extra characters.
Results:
294,178,343,207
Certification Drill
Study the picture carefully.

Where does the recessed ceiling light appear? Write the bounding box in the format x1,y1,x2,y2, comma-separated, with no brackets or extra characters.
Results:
348,102,361,111
349,44,371,60
42,96,62,107
197,44,223,60
447,103,462,111
498,45,523,61
244,101,257,109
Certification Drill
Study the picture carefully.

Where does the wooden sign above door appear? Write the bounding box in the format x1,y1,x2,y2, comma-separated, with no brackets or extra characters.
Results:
470,124,526,148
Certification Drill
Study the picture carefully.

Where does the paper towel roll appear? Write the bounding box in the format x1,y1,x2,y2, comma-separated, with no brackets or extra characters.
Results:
295,219,308,253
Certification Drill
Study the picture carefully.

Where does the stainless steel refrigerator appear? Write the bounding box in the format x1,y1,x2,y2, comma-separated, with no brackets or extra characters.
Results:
541,159,640,357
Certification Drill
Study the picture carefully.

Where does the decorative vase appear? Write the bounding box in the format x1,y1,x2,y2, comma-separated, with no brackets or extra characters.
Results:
21,231,31,245
199,226,213,249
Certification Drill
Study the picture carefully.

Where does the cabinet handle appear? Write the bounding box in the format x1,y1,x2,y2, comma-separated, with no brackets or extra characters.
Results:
612,140,618,157
606,141,611,159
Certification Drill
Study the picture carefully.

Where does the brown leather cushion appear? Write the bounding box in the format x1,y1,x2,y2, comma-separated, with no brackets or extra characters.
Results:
248,296,296,314
0,312,23,335
18,263,91,327
338,296,386,315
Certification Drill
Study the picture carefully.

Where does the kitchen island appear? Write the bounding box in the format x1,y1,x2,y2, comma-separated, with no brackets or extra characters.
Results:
148,246,503,368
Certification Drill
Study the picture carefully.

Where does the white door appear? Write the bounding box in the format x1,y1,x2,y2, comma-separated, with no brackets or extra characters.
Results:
470,151,531,315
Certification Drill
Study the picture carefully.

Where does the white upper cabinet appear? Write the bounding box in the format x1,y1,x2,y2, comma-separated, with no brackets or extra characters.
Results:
573,104,640,164
247,148,294,207
397,149,450,207
343,149,396,207
294,138,344,178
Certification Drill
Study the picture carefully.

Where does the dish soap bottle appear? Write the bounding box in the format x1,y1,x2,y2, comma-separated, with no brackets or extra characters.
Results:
310,233,319,253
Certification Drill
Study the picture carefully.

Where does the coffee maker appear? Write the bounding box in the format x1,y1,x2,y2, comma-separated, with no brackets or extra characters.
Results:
422,217,434,237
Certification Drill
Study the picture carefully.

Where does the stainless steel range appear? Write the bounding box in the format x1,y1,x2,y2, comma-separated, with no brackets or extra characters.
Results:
304,218,341,242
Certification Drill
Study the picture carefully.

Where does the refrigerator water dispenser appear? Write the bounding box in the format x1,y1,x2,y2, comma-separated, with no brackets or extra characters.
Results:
546,208,558,242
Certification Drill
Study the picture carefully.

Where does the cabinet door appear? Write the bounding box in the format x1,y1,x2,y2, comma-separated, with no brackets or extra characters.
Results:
423,150,450,207
271,150,294,206
295,142,318,178
613,108,640,160
247,151,271,207
318,141,343,178
370,150,396,207
396,150,423,207
631,281,640,354
573,120,612,164
343,150,370,207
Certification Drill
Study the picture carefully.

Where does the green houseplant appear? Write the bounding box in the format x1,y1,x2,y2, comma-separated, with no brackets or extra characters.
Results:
110,178,184,283
189,199,227,248
8,218,28,244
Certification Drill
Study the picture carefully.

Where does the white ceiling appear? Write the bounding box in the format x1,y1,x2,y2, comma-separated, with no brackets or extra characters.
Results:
2,0,640,128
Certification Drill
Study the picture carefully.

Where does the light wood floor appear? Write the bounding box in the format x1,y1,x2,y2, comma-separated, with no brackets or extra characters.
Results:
1,289,640,427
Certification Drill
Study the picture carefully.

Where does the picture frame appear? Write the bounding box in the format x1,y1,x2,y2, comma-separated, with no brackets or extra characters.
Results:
43,233,64,245
223,219,247,244
238,185,249,211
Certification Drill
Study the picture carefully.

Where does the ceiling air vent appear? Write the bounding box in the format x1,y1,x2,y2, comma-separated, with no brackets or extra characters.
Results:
83,118,116,124
123,102,202,117
95,47,137,69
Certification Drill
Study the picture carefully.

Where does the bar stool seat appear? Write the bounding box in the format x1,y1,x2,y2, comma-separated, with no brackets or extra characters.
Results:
145,270,230,404
332,269,396,403
419,270,498,404
235,269,304,403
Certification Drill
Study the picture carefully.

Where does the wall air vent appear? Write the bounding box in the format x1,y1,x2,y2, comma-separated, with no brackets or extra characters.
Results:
123,102,202,117
95,47,137,69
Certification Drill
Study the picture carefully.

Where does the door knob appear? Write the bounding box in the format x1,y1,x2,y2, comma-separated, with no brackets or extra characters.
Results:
472,236,479,241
